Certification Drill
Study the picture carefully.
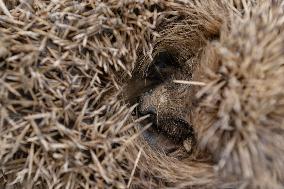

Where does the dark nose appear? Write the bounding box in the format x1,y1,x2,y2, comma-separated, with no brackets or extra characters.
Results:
138,106,157,119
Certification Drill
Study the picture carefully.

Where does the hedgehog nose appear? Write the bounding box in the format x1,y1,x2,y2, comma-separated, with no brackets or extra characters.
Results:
131,104,157,118
138,106,157,119
138,106,156,116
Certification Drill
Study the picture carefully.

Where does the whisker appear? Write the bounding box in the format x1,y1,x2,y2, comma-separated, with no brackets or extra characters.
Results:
173,80,206,86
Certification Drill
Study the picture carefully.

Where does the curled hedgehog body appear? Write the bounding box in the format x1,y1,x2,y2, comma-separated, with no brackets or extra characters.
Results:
0,0,284,189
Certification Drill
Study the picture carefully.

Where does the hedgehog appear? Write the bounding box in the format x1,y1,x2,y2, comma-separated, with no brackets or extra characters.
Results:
0,0,284,189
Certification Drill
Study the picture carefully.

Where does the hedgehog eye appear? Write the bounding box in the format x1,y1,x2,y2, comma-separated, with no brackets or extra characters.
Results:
145,52,178,82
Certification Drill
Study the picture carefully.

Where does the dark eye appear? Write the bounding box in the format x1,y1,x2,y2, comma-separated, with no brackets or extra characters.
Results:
145,52,178,82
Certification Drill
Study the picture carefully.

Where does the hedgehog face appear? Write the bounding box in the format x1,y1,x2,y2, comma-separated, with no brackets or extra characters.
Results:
125,47,201,158
124,13,217,158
